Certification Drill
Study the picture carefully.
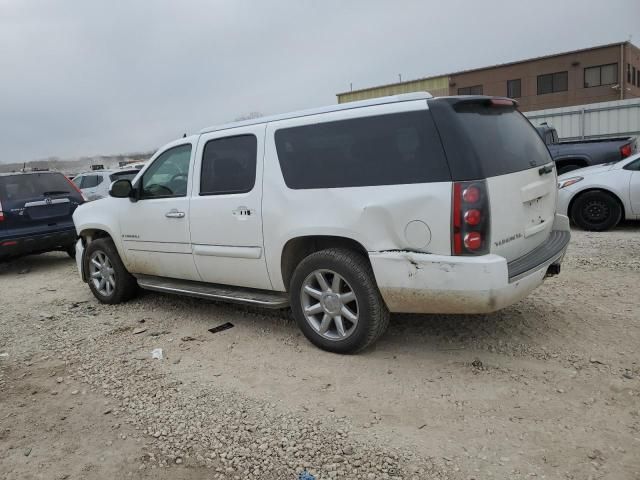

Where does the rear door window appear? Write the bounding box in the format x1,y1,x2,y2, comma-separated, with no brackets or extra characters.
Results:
200,135,257,195
274,110,450,189
428,99,552,180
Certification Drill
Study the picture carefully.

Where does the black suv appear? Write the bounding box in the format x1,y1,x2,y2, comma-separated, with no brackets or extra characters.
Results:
0,172,85,260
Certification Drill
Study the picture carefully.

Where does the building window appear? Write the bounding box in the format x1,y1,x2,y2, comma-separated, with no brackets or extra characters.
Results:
584,63,618,88
507,79,521,98
457,85,483,95
537,71,568,95
633,66,637,87
628,64,632,83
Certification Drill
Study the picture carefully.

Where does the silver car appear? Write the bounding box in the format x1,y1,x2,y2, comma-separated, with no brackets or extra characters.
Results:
557,153,640,231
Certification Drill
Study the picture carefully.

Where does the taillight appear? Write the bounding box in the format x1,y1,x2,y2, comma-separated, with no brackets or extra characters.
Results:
452,180,490,255
620,143,632,159
0,198,4,222
65,176,87,202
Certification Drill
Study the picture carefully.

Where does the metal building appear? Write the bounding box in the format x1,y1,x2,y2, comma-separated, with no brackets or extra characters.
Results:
524,97,640,140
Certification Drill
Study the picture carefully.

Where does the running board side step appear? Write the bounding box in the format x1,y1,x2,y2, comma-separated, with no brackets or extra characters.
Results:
134,275,289,309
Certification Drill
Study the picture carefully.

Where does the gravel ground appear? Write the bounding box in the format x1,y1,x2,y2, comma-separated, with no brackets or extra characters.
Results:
1,224,639,480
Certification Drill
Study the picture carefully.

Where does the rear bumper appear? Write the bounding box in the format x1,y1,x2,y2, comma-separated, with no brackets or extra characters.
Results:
369,214,570,314
0,227,77,259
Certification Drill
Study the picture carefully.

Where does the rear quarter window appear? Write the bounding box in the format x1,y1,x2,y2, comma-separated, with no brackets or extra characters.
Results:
428,99,552,180
274,110,451,189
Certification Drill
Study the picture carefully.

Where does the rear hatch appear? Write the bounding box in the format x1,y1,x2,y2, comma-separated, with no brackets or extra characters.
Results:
0,172,84,236
429,97,557,262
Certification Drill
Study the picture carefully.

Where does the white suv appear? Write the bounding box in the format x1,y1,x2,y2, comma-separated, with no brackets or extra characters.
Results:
73,93,570,353
72,169,140,201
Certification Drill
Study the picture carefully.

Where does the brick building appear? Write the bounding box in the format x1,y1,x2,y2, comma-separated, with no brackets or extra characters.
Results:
337,42,640,112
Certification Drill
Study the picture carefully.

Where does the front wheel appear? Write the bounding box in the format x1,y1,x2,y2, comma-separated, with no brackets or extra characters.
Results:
85,238,138,304
570,190,622,231
289,248,389,354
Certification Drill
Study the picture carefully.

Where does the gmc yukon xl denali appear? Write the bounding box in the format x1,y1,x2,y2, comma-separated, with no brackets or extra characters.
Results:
73,93,570,353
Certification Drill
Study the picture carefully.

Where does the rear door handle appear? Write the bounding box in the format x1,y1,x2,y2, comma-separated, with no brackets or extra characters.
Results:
165,209,185,218
539,165,554,175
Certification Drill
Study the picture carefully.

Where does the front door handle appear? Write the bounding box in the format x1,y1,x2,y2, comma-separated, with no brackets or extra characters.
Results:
165,209,185,218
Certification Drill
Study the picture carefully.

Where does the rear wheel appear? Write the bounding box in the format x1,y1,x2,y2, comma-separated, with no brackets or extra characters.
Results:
570,190,622,231
85,238,138,304
289,248,389,354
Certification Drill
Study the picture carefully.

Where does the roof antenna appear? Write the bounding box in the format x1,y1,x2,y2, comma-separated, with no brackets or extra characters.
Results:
182,133,187,138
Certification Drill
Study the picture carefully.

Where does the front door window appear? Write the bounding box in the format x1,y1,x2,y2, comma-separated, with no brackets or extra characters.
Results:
141,145,192,198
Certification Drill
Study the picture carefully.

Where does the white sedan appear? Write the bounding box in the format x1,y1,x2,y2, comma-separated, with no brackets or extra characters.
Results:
557,153,640,231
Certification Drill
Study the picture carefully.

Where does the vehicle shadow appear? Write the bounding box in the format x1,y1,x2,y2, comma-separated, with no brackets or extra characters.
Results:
137,287,560,359
377,303,558,356
0,252,73,276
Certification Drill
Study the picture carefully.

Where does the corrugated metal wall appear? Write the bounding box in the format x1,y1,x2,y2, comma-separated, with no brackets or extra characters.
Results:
337,76,449,103
524,98,640,140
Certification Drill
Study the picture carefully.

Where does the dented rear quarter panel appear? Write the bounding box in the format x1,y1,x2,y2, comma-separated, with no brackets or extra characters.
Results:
261,99,453,291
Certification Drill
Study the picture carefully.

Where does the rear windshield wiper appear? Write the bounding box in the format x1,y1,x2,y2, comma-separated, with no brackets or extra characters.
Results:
42,190,70,196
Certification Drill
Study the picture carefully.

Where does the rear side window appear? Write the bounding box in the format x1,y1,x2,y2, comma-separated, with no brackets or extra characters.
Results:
81,175,102,188
274,111,450,189
0,173,75,203
200,135,257,195
428,99,552,180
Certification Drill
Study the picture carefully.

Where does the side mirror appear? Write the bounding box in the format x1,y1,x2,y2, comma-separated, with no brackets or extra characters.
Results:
109,179,134,198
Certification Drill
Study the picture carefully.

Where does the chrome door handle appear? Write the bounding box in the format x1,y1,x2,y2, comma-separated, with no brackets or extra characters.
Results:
165,210,185,218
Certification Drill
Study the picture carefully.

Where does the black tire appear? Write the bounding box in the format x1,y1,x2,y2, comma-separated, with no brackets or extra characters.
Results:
289,248,390,354
66,244,76,259
570,190,622,231
557,164,582,175
84,238,138,304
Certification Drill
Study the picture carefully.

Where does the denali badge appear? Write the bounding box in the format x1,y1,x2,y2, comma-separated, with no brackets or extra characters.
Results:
494,233,523,247
122,234,140,239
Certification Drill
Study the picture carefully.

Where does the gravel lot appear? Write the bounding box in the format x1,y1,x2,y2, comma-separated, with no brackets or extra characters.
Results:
1,225,639,480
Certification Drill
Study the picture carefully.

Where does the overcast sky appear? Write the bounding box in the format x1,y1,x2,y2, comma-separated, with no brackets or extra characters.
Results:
1,0,639,163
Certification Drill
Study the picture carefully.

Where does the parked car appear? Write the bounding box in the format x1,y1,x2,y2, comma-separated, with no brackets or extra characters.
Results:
72,169,140,201
73,93,570,353
0,171,85,260
557,153,640,231
535,123,637,175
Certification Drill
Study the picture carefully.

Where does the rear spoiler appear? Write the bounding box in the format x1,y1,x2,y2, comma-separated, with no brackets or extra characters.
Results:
432,96,519,109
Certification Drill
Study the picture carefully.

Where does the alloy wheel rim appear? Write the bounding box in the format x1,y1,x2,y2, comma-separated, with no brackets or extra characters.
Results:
300,269,359,341
89,250,116,297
